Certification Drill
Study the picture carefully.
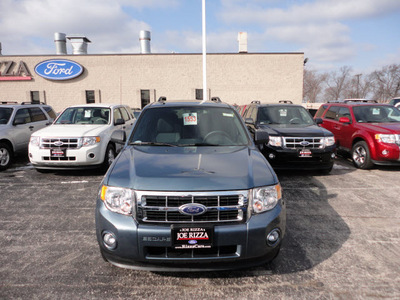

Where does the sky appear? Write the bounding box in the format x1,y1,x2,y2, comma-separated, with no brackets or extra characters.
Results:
0,0,399,74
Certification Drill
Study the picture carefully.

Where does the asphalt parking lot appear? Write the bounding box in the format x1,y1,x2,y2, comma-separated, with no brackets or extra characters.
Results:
1,156,399,299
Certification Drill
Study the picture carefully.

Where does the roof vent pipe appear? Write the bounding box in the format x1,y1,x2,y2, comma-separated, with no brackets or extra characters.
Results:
54,32,67,55
139,30,151,54
66,34,91,55
0,42,2,55
238,32,248,53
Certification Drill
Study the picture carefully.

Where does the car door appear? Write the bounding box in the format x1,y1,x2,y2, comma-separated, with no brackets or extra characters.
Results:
321,105,339,137
119,106,135,136
334,107,354,150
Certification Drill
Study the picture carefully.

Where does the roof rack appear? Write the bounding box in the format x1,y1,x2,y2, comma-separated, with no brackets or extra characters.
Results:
210,97,221,103
343,99,377,103
21,101,47,105
251,100,261,104
157,96,167,102
278,100,293,104
1,101,18,104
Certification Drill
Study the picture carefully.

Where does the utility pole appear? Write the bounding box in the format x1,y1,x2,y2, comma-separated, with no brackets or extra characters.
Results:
355,74,362,98
201,0,208,103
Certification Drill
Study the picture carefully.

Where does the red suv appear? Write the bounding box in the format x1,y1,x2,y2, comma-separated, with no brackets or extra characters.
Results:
314,101,400,169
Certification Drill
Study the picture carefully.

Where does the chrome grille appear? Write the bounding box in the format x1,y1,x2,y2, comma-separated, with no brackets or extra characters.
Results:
40,137,80,149
283,137,324,149
136,191,248,223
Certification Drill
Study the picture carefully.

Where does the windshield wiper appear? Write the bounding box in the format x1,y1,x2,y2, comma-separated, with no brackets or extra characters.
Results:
131,141,178,147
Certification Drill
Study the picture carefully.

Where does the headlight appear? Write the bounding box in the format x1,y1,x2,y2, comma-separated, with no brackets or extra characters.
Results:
100,185,134,215
81,136,101,147
375,134,398,144
269,136,282,147
322,136,335,147
30,136,40,147
252,184,282,214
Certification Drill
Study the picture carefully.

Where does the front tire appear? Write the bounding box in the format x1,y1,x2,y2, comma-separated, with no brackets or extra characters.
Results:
101,144,116,172
0,143,13,171
351,141,373,169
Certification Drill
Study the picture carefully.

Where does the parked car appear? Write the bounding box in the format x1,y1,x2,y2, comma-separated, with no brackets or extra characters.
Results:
314,101,400,169
29,103,134,171
95,98,286,271
242,101,336,173
0,102,56,171
389,98,400,107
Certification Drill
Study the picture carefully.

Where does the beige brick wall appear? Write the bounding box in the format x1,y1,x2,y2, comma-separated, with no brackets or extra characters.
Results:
0,53,304,112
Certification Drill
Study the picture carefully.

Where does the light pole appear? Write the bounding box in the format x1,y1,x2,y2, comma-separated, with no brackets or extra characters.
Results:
201,0,208,103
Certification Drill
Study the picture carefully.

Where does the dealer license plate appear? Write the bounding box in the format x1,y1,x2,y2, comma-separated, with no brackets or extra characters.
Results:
51,149,66,157
299,149,312,157
171,225,213,249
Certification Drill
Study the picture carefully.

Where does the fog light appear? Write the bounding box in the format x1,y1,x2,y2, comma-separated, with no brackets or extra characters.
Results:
331,153,336,158
103,232,117,250
268,153,275,160
266,229,281,246
88,153,95,159
382,150,389,156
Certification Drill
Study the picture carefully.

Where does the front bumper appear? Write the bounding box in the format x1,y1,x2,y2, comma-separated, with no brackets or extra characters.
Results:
261,145,336,170
29,144,104,169
95,197,286,271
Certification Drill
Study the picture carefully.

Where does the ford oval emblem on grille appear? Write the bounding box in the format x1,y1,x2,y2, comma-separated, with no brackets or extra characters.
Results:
179,203,207,216
54,141,64,147
300,141,310,147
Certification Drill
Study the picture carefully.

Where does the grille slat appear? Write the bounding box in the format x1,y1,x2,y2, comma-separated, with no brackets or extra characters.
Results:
283,137,324,149
40,137,80,149
136,191,248,224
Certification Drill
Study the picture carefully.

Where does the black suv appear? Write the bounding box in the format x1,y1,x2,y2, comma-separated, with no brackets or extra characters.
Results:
242,101,336,173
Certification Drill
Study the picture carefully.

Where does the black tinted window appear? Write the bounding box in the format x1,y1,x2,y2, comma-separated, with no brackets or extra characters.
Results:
29,107,47,122
324,106,339,120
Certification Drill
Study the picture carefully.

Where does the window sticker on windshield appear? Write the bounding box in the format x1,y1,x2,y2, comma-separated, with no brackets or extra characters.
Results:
223,113,234,117
279,109,287,117
183,113,198,125
372,108,380,115
84,110,91,118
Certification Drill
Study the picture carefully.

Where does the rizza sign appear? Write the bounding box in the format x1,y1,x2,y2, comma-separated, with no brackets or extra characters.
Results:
35,59,83,80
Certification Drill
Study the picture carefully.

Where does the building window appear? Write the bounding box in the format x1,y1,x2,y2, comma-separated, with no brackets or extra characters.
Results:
141,90,150,109
30,91,40,104
195,89,203,100
86,90,95,103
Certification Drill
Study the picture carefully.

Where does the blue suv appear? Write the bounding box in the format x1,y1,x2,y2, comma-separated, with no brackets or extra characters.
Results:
95,98,286,271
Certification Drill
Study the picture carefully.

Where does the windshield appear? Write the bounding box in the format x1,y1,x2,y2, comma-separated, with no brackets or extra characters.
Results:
130,106,249,146
55,107,110,125
0,108,13,124
353,106,400,123
258,106,315,125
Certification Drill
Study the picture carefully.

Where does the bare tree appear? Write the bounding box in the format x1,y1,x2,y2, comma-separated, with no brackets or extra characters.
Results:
370,64,400,102
344,73,374,99
324,66,352,101
303,68,327,103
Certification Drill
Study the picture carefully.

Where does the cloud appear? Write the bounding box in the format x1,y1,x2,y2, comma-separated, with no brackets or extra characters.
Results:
0,0,155,55
220,0,400,24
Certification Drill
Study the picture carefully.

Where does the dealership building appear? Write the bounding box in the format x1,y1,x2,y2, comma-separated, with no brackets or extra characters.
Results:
0,32,304,113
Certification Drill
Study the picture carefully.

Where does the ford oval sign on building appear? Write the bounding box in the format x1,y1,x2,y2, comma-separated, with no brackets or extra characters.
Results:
35,59,83,80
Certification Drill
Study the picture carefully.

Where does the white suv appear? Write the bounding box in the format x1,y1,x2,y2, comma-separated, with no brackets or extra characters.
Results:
29,104,134,172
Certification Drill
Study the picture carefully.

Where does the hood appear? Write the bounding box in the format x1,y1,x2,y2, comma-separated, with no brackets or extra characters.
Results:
357,122,400,134
106,146,277,191
259,124,332,137
32,124,107,137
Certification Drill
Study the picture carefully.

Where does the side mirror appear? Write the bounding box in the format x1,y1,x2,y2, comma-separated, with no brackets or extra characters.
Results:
245,118,254,125
254,130,269,145
114,118,125,126
315,118,323,125
13,117,26,125
111,130,126,144
339,117,351,124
